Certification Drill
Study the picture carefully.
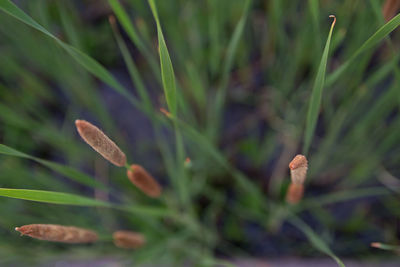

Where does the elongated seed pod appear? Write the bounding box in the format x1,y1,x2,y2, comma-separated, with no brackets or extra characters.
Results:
383,0,400,22
286,183,304,204
127,164,162,198
15,224,98,243
113,230,146,249
75,120,126,167
289,154,308,185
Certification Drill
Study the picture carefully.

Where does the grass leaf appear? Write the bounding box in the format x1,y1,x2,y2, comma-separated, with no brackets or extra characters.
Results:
210,0,253,140
289,215,345,267
327,13,400,86
109,16,153,114
0,188,111,207
0,144,106,189
303,16,336,155
371,242,400,252
147,0,177,115
0,0,140,109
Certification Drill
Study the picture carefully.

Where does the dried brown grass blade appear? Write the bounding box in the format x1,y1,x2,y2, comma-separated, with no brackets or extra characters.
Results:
127,164,162,198
75,120,126,167
15,224,98,243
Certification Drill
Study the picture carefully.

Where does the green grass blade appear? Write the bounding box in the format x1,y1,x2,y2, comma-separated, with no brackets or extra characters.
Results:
0,0,52,38
0,188,111,207
303,16,336,155
147,0,189,208
147,0,177,115
109,16,153,114
289,215,345,267
0,0,139,109
371,242,400,252
210,0,252,140
298,187,390,212
108,0,160,78
108,0,146,55
0,144,106,189
326,13,400,86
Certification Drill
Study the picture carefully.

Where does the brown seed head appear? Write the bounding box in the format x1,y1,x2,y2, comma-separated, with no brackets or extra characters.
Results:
289,154,308,170
15,224,98,243
383,0,400,22
75,120,126,167
113,230,146,249
289,154,308,185
127,164,162,198
286,183,304,204
370,242,382,248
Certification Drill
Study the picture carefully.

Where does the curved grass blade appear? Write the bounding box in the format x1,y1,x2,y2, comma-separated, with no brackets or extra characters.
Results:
109,16,153,114
210,0,253,140
108,0,160,78
289,215,345,267
147,0,177,115
0,144,106,189
0,188,111,207
0,0,139,109
326,12,400,86
0,187,172,217
147,0,189,207
303,16,336,155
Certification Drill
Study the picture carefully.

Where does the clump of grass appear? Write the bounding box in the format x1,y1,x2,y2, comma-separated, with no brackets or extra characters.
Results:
0,0,400,266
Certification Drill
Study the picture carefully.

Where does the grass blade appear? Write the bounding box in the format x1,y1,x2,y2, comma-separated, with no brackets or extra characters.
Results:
109,16,153,114
0,144,106,189
371,242,400,252
303,16,336,155
108,0,160,78
147,0,189,208
289,215,345,267
0,187,171,217
326,12,400,86
0,0,140,109
0,188,111,207
210,0,253,140
147,0,177,115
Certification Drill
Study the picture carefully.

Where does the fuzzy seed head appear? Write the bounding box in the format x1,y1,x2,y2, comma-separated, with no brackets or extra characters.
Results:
127,164,162,198
113,230,146,249
289,154,308,185
15,224,98,243
75,120,126,167
286,183,304,204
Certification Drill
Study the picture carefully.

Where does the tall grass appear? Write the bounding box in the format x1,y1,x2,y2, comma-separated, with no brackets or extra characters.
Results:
0,0,399,266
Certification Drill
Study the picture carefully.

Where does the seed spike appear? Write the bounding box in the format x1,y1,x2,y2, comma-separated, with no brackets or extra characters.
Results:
15,224,98,243
113,230,146,249
75,120,126,167
286,154,308,204
127,164,162,198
